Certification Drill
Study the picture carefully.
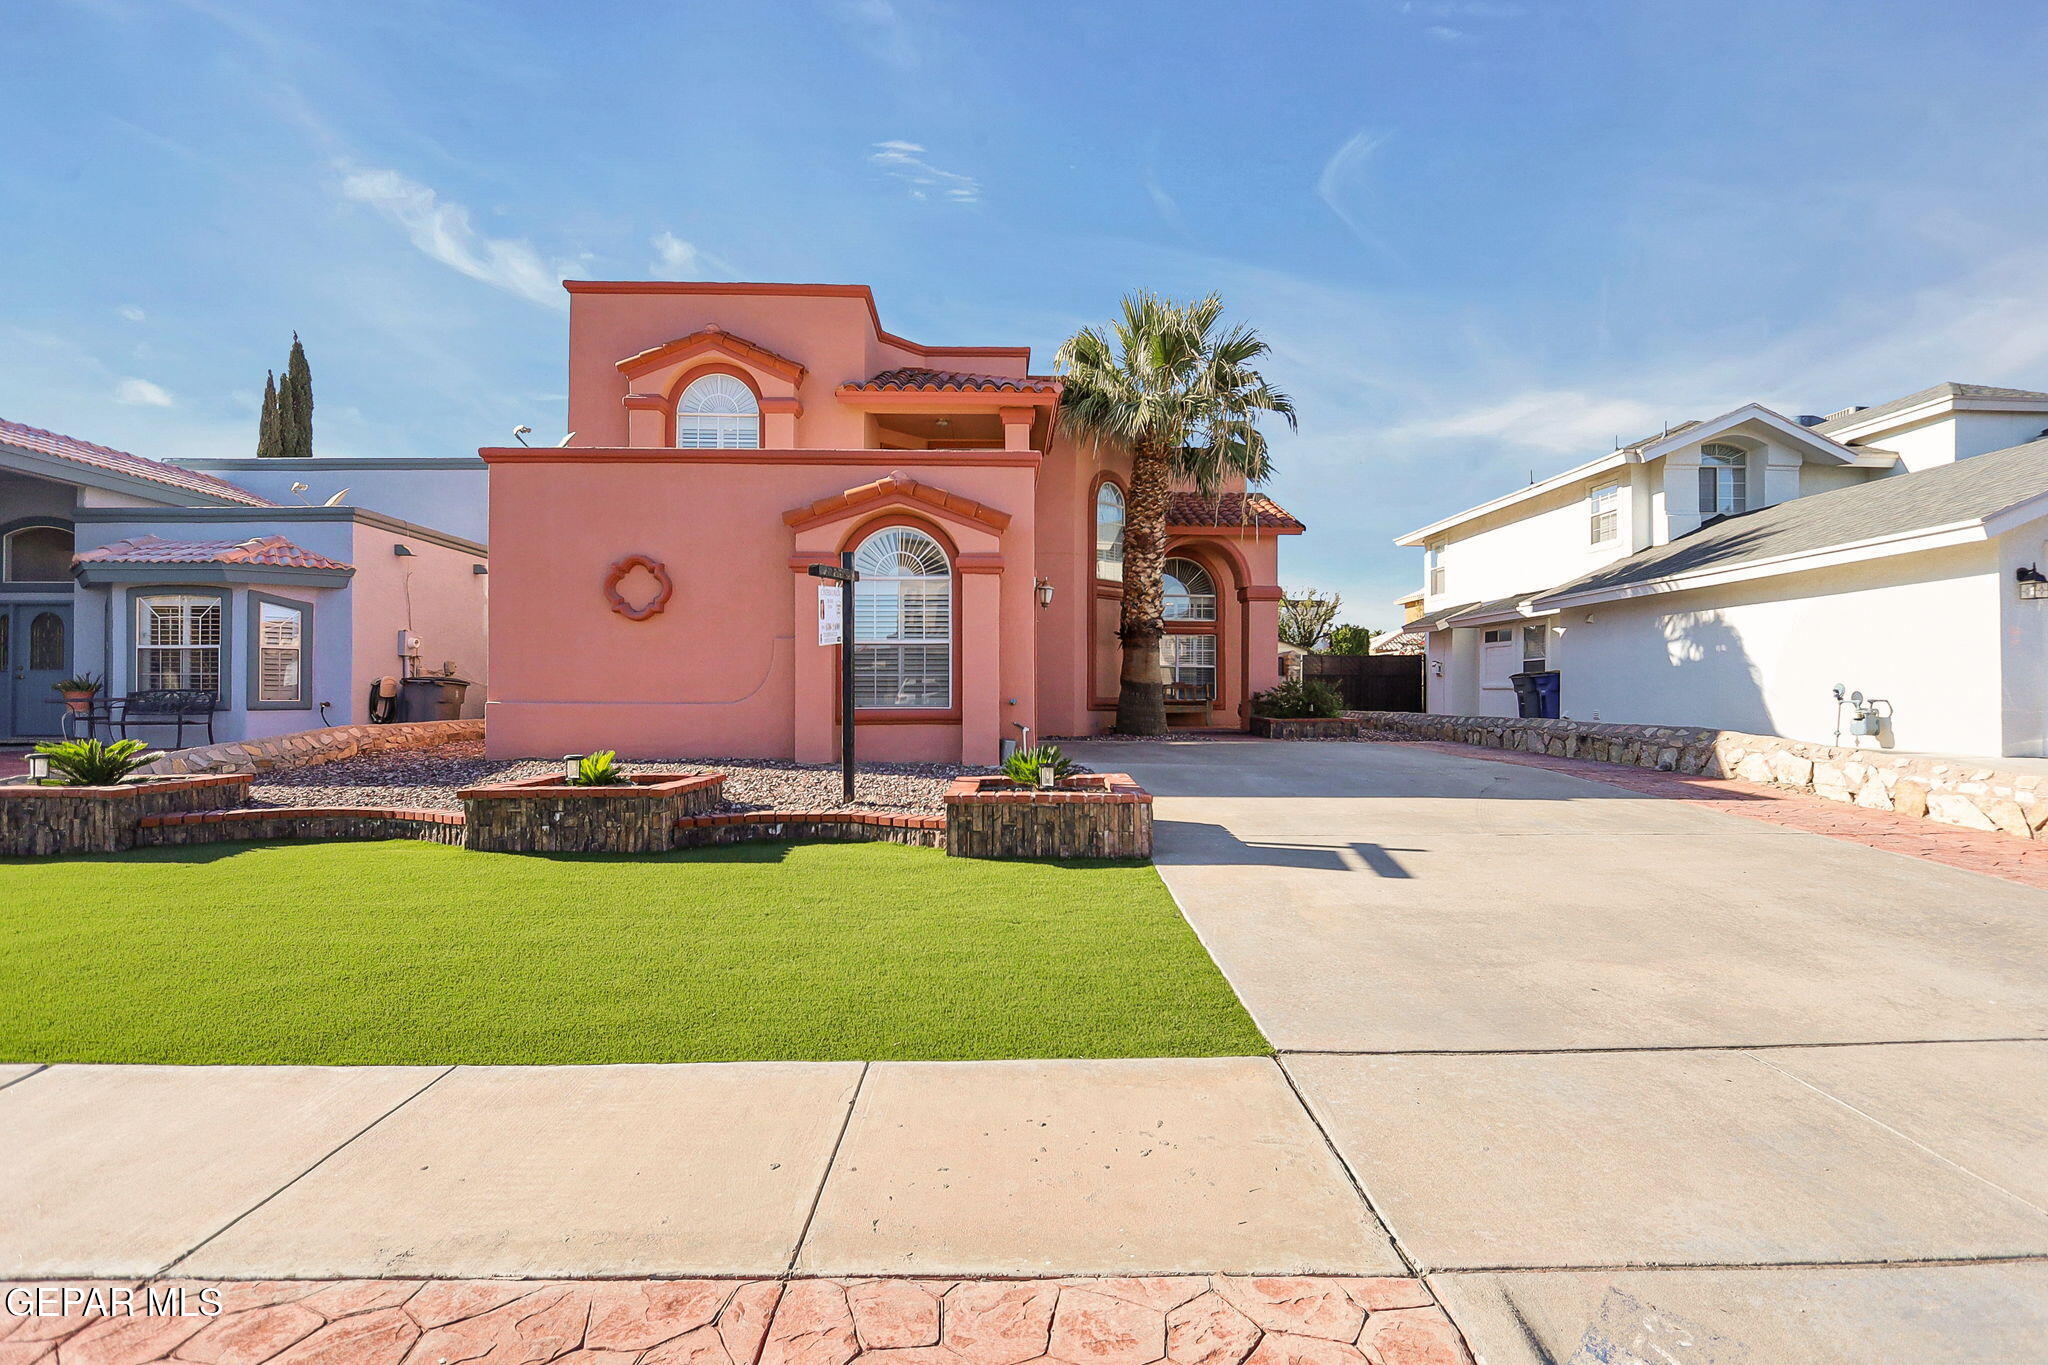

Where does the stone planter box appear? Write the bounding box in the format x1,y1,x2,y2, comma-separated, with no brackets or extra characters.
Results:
1250,714,1365,740
944,773,1153,860
0,773,253,856
457,772,725,854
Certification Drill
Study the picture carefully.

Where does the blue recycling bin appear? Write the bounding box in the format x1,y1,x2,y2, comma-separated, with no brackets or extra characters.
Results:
1510,671,1561,719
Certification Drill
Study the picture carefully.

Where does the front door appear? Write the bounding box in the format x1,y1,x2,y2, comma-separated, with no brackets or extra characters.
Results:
4,605,71,738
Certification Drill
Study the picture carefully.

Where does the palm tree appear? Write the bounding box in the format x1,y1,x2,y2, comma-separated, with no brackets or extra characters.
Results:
1057,292,1296,735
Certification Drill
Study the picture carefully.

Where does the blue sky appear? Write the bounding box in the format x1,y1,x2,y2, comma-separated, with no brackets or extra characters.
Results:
5,1,2048,628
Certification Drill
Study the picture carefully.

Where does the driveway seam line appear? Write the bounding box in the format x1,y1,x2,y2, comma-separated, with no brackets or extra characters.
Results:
150,1063,456,1279
1742,1050,2048,1222
787,1059,868,1274
1421,1250,2048,1274
1271,1054,1421,1280
0,1063,49,1092
1276,1036,2048,1057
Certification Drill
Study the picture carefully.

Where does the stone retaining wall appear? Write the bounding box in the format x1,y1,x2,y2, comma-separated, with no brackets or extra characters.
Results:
944,773,1154,859
1250,715,1372,739
136,807,465,847
0,774,253,855
140,719,484,777
674,810,945,849
460,773,726,854
1346,710,2048,839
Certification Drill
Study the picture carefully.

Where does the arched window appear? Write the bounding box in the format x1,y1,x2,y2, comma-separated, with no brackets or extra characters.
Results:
1095,483,1125,581
3,523,73,582
676,374,760,449
852,527,952,709
1162,556,1217,621
1698,443,1748,517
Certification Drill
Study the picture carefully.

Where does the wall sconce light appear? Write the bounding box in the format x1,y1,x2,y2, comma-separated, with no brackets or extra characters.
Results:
1429,660,1444,677
1035,577,1054,609
472,563,489,575
562,754,585,781
393,544,416,557
25,752,50,783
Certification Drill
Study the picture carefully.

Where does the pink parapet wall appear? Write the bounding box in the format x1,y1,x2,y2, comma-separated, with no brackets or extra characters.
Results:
482,281,1301,764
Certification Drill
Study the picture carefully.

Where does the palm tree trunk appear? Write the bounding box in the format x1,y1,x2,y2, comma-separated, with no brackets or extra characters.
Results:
1116,441,1171,735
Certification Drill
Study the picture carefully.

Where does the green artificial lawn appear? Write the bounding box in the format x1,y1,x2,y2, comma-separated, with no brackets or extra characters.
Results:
0,840,1267,1065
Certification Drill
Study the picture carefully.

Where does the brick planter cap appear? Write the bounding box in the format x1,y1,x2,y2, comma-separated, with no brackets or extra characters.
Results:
456,772,725,799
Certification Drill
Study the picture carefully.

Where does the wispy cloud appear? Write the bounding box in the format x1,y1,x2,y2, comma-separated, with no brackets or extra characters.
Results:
114,377,174,407
117,305,147,323
869,141,982,205
337,164,572,309
1315,128,1402,263
1141,168,1189,238
648,231,735,280
831,0,917,69
1384,389,1662,456
1424,25,1467,41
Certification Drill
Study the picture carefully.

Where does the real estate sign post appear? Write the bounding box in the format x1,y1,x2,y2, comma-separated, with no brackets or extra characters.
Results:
809,559,859,802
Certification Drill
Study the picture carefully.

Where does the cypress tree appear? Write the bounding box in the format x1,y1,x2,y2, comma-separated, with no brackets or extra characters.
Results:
256,371,281,458
283,332,314,457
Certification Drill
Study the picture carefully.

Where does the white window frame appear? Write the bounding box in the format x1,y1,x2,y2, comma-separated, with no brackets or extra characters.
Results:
2,522,73,583
1698,443,1748,517
1162,556,1218,621
1426,544,1445,596
1160,633,1218,699
1521,622,1549,672
852,527,952,710
1095,483,1125,582
675,374,761,449
135,593,223,694
1588,483,1620,545
253,596,306,706
1481,627,1512,644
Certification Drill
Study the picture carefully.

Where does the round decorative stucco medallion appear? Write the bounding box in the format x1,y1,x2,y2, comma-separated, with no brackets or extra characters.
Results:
604,554,674,621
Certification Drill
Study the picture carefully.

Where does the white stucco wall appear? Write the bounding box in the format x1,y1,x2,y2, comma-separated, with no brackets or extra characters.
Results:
167,457,490,544
1551,541,2006,756
1996,519,2048,757
1850,411,2048,474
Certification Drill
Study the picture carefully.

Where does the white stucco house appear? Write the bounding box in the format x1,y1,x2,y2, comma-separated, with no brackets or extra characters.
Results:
0,416,487,743
1395,382,2048,758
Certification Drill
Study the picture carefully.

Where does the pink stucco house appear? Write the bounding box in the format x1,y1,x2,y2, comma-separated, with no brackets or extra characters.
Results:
482,282,1303,764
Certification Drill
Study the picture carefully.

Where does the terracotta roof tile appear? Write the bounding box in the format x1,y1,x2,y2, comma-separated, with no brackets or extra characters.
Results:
1164,491,1305,531
846,367,1059,394
0,417,275,506
74,533,353,571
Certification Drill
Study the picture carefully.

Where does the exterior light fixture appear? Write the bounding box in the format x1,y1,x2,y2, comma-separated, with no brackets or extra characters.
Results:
1035,577,1054,609
394,544,416,557
1037,763,1058,790
562,754,585,781
472,563,489,575
24,752,50,783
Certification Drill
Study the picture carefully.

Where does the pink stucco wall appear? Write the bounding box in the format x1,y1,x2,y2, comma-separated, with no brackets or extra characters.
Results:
484,281,1292,763
346,523,490,721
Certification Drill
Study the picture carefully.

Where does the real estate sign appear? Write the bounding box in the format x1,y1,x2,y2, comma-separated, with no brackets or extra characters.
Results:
818,583,843,645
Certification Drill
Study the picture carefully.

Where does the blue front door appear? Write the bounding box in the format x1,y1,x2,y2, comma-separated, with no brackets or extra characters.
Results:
5,605,71,737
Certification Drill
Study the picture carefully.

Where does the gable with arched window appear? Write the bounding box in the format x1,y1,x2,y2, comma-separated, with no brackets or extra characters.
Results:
676,374,761,449
852,525,952,709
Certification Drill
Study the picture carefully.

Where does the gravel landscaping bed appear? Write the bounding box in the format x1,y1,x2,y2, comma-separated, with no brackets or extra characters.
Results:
245,741,993,816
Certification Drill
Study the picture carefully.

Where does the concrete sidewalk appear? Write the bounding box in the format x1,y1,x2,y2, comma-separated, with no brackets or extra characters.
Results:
0,1057,1396,1280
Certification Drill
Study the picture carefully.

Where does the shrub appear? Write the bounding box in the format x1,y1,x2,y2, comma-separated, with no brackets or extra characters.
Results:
566,750,631,787
1003,743,1076,786
1251,678,1345,719
32,738,163,787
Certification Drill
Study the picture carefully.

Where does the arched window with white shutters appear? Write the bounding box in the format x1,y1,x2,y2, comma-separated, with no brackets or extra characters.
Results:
852,526,952,709
675,374,760,449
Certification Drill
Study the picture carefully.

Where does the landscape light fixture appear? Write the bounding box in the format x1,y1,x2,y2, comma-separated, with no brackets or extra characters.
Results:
562,754,585,781
25,752,50,782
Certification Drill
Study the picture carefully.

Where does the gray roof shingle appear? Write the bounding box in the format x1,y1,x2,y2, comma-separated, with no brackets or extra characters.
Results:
1532,435,2048,605
1811,383,2048,437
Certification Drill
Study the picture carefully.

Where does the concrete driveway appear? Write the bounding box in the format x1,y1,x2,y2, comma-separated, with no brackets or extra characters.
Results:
1068,737,2048,1364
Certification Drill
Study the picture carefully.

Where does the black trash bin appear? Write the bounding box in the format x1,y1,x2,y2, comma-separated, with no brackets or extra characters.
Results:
395,675,471,722
1509,671,1561,719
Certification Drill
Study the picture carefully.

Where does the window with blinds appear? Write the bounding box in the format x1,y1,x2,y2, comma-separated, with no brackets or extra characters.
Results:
1588,483,1619,544
1095,483,1124,581
1159,633,1217,697
852,527,952,708
257,599,304,703
136,595,221,692
676,374,761,449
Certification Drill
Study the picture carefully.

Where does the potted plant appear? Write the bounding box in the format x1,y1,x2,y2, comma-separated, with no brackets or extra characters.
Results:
51,672,103,715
